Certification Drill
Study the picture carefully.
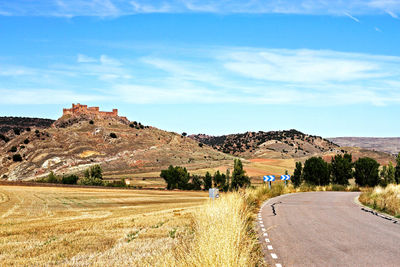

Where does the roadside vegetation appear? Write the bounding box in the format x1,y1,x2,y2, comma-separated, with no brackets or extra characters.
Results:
359,184,400,218
293,152,400,188
160,159,250,191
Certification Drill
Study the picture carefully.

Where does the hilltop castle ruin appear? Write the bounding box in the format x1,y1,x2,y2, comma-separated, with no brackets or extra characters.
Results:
63,103,128,120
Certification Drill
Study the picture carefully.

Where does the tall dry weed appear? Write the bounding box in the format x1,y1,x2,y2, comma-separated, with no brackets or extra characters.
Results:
359,184,400,217
161,193,263,267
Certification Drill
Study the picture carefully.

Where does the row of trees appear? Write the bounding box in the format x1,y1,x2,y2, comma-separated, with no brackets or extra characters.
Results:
292,153,400,187
160,159,251,191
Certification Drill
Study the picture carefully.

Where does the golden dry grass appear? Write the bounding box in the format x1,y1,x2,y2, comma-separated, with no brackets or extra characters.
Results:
0,185,207,266
359,184,400,217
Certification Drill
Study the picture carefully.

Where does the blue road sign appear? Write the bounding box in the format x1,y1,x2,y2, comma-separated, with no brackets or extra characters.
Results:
263,175,275,182
281,175,291,180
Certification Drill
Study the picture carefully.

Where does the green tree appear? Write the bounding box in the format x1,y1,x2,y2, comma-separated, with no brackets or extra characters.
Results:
380,162,396,186
354,157,380,187
231,159,251,190
61,174,79,184
302,157,330,186
330,153,353,185
47,171,59,183
203,172,213,190
79,165,104,186
190,175,203,190
213,170,226,190
224,169,231,191
292,161,302,187
396,153,400,184
160,165,190,190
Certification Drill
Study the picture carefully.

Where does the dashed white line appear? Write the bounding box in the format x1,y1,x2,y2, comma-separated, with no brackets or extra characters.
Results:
267,245,273,250
263,233,268,237
265,238,270,243
271,253,278,259
260,224,265,228
276,264,282,267
261,228,266,232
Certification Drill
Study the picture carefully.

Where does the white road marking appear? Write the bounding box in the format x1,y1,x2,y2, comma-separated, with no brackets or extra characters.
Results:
261,228,266,232
260,224,265,227
263,233,268,236
271,253,278,259
267,245,273,250
276,264,282,267
265,238,270,242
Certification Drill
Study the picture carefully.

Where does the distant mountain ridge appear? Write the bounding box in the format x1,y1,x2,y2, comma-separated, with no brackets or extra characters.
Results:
328,137,400,155
0,117,55,133
189,129,340,159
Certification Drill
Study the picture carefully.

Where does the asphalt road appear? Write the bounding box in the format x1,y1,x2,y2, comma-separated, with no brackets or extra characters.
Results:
258,192,400,267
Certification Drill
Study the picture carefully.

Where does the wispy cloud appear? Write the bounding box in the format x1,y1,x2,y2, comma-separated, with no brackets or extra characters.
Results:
2,0,400,17
344,12,360,22
2,46,400,106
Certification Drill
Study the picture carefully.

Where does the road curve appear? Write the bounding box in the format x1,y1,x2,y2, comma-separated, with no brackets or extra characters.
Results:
258,192,400,267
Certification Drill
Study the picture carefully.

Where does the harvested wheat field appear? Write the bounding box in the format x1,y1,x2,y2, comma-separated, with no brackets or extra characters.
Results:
0,185,207,266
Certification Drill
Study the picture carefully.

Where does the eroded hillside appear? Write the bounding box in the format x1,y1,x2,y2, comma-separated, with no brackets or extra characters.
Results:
0,114,232,180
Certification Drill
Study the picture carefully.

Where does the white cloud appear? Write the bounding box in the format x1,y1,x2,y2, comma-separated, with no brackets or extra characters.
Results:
344,12,360,22
2,0,400,17
77,54,97,63
2,47,400,106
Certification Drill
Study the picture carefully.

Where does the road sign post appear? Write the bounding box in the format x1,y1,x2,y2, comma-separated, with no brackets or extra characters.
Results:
209,188,219,200
280,175,291,186
263,175,275,189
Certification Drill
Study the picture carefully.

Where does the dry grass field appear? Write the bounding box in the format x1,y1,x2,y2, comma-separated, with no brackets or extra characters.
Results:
0,185,207,266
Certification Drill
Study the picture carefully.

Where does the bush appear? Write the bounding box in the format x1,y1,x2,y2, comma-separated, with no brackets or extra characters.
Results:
12,154,22,162
105,179,127,187
0,134,9,143
10,146,17,153
13,128,21,135
61,174,79,184
23,139,30,144
110,133,117,138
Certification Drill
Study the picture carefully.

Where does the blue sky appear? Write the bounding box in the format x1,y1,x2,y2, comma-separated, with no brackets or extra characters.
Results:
1,1,400,137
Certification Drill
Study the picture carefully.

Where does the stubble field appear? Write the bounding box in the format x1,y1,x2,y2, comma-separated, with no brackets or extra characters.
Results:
0,185,207,266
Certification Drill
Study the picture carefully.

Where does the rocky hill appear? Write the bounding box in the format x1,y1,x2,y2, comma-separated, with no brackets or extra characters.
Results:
0,113,232,181
189,129,340,159
328,137,400,155
0,117,54,133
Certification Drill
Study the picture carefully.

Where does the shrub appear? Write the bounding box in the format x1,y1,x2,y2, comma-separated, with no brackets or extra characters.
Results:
198,143,203,147
89,120,94,125
61,174,79,184
26,127,31,132
0,134,9,143
12,154,22,162
13,128,21,135
9,146,17,153
35,129,40,134
23,139,30,144
110,133,117,138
